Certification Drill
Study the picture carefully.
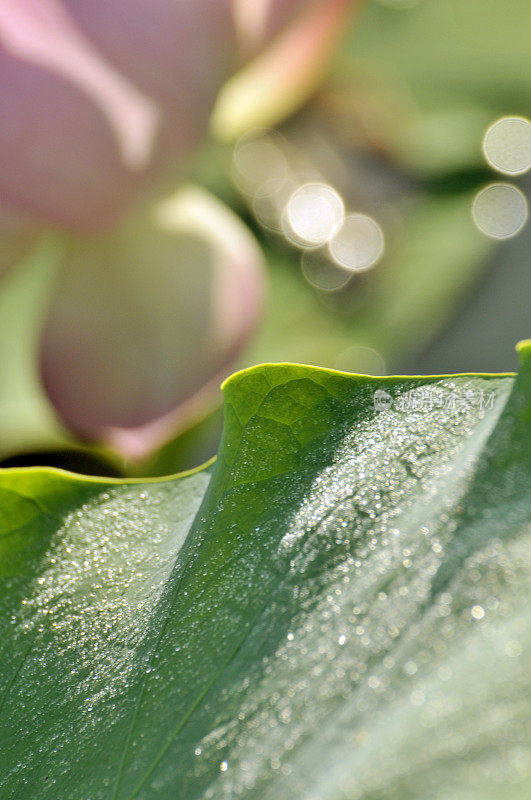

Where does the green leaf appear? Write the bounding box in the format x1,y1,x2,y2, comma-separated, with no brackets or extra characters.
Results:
1,343,530,799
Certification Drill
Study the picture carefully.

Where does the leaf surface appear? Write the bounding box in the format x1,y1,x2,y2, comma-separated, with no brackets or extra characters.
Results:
1,344,530,799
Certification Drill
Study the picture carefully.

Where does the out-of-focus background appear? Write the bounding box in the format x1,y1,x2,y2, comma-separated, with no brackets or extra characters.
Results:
0,0,529,476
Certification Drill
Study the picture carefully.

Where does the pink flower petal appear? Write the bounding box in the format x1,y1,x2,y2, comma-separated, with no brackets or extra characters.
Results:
0,0,159,170
0,2,151,228
63,0,236,152
39,188,265,461
0,1,236,228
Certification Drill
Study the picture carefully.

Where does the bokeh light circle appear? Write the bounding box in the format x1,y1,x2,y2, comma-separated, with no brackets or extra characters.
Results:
329,214,384,272
472,183,528,239
482,117,531,176
284,183,344,248
252,177,294,233
301,250,352,292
